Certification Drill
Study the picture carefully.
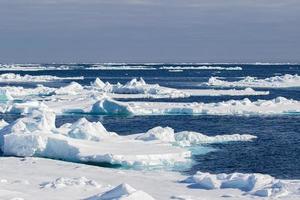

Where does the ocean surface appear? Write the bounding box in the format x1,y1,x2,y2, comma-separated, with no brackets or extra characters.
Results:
0,63,299,179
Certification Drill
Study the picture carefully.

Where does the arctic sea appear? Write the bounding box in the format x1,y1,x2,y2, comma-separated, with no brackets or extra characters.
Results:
1,63,299,179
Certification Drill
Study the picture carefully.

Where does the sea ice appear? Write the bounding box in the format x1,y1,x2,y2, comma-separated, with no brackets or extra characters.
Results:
207,74,300,88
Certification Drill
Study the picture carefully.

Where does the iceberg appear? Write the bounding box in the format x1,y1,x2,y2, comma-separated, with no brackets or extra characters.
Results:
207,74,300,88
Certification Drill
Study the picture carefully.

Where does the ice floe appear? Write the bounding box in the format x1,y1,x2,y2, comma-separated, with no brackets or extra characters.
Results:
207,74,300,88
91,77,189,98
0,73,83,82
135,126,256,147
2,95,298,116
159,66,242,70
0,109,190,168
125,97,300,115
183,171,296,198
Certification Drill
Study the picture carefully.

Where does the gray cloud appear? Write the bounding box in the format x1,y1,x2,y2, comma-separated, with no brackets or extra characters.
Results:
0,0,299,63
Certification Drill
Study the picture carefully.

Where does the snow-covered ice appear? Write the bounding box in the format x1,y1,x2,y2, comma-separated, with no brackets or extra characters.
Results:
0,157,299,200
207,74,300,88
0,109,190,168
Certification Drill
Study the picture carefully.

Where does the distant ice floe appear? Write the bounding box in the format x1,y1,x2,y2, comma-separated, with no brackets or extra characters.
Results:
183,171,296,198
91,77,189,98
0,73,83,82
121,97,300,116
87,65,156,70
0,64,71,71
0,77,269,102
207,74,300,88
87,183,155,200
159,66,242,70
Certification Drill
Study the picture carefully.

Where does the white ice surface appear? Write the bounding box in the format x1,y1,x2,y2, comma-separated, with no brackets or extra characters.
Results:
0,157,299,200
207,74,300,88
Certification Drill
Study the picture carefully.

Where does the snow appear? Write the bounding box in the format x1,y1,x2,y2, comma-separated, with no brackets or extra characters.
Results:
159,66,242,70
0,157,299,200
88,183,155,200
0,73,83,82
183,171,295,198
40,177,101,189
207,74,300,88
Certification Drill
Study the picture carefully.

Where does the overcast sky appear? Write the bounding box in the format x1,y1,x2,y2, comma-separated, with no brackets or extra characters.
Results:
0,0,299,63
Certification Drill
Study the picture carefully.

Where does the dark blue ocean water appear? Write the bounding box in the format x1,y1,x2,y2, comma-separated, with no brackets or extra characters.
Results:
0,63,299,179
